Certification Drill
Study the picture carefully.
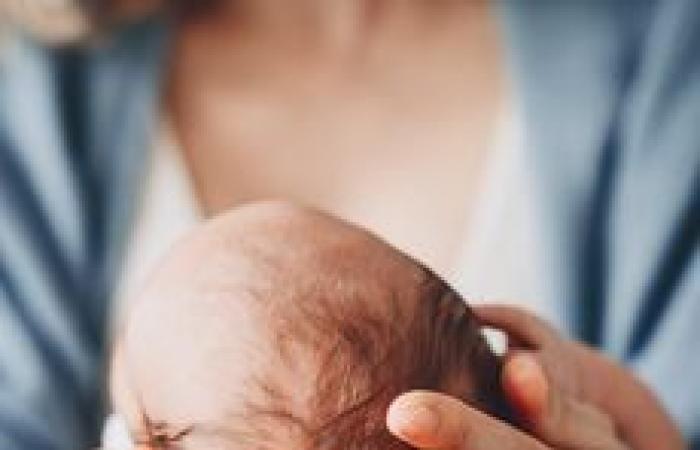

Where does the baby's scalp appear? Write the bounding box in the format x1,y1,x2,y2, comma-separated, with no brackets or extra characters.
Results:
111,201,510,450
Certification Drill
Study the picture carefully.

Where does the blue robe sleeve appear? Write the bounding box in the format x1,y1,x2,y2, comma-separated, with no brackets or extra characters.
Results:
0,19,167,450
499,0,699,444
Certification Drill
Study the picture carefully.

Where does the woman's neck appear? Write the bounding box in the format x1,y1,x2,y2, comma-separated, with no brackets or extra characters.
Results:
183,1,486,57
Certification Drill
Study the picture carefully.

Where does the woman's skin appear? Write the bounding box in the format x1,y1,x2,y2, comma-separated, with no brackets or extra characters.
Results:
168,0,503,280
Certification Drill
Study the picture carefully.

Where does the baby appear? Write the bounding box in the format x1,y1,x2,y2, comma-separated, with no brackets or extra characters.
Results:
106,201,513,450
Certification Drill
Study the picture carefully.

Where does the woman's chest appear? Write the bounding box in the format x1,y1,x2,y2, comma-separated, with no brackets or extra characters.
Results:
168,14,502,276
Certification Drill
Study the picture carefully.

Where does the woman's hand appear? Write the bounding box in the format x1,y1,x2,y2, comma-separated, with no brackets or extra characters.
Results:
385,305,685,450
386,376,628,450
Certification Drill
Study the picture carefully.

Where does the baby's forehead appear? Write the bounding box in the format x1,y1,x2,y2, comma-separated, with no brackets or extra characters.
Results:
112,202,431,439
116,271,409,445
117,282,265,425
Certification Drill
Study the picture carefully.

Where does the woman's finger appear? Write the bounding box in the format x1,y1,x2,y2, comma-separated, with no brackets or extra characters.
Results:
386,390,551,450
502,353,628,450
473,304,559,349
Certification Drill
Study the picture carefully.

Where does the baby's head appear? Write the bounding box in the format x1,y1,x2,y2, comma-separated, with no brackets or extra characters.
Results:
110,201,511,450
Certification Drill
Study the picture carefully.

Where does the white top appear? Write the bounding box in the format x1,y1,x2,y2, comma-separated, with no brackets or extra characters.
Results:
454,108,550,320
113,124,202,314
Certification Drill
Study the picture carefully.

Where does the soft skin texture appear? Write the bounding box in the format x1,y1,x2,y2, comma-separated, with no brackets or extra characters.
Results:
110,201,508,450
386,306,686,450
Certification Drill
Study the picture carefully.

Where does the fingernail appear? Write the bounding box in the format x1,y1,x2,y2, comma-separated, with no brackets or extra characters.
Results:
387,401,440,439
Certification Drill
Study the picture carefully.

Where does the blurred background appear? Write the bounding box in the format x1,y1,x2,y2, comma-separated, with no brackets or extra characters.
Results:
0,1,698,449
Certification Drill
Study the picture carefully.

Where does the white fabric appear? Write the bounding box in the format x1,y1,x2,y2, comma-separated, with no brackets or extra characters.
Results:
101,414,134,450
113,124,202,312
453,109,551,321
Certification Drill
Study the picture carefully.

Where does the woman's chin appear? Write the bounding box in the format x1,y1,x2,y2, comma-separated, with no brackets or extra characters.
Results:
3,4,92,44
1,0,165,45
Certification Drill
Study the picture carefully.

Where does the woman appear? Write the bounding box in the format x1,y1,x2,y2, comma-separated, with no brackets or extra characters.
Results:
0,1,697,449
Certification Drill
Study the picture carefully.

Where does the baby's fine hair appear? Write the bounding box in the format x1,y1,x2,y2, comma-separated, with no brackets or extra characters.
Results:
233,253,511,450
125,203,514,450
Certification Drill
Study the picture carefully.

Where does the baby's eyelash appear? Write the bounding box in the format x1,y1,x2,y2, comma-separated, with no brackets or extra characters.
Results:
135,411,194,449
137,425,193,443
